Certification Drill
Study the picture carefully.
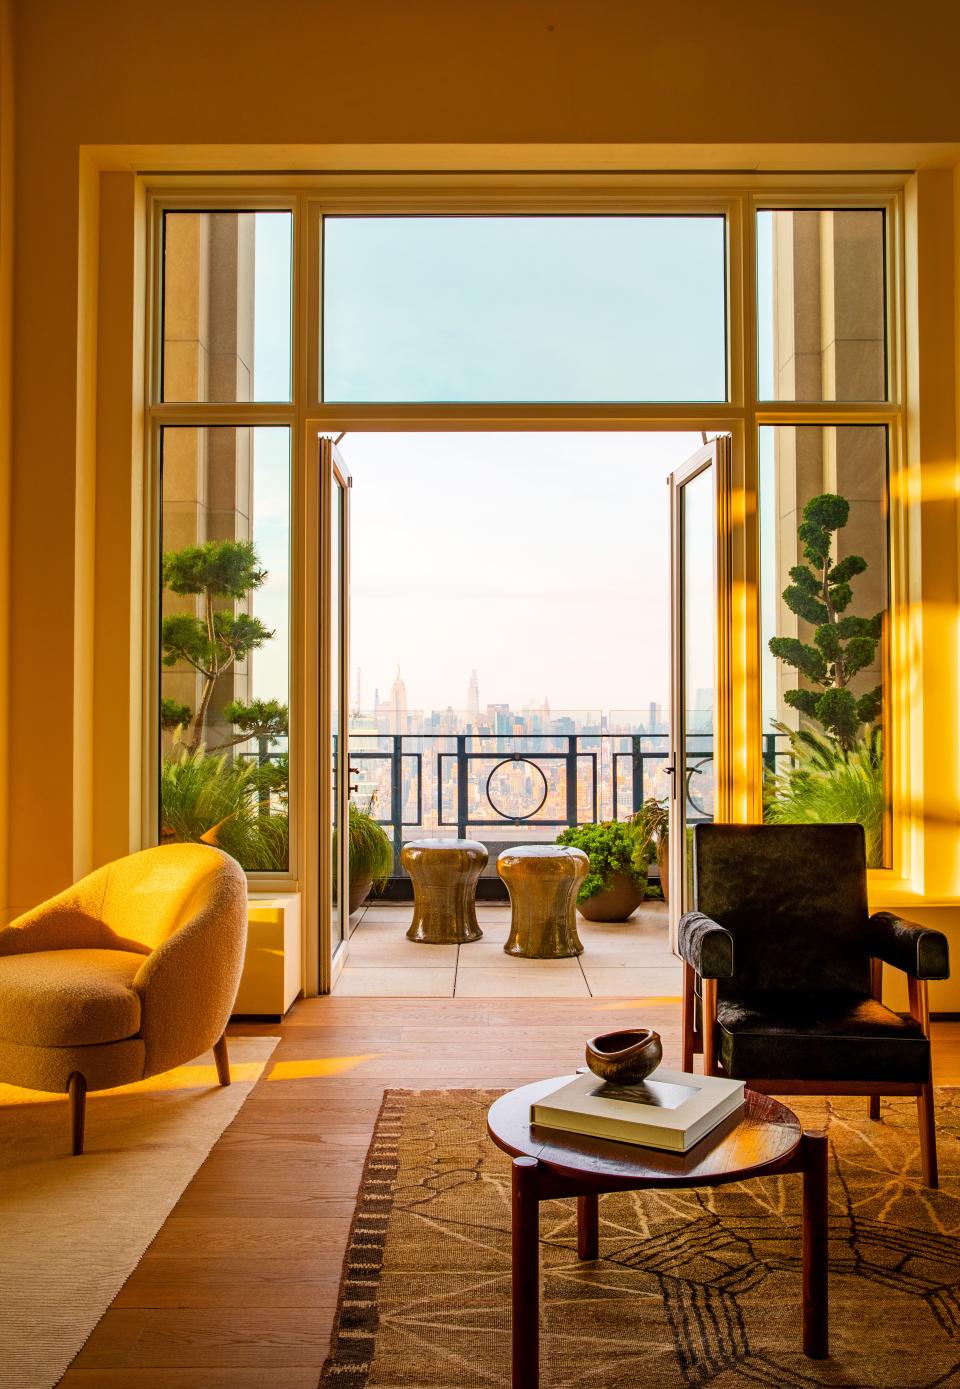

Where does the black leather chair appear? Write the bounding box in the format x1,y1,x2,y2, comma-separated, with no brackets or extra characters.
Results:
679,823,949,1186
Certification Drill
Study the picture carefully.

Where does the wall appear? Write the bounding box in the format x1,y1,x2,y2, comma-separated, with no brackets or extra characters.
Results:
4,0,960,929
0,0,12,923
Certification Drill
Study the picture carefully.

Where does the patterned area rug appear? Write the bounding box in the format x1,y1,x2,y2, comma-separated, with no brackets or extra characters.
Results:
320,1087,960,1388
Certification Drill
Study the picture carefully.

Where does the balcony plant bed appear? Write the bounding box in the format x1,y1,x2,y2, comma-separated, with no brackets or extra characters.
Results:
556,820,649,923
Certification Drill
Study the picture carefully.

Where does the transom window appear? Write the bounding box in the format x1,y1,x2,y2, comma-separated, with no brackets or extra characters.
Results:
321,215,727,403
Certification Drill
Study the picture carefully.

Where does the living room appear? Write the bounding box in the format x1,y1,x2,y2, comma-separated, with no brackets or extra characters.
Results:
2,3,960,1386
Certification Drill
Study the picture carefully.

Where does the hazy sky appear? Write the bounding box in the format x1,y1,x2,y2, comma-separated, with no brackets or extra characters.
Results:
341,431,705,713
323,216,726,403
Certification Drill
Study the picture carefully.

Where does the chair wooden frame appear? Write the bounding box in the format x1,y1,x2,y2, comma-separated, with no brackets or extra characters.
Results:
682,960,939,1186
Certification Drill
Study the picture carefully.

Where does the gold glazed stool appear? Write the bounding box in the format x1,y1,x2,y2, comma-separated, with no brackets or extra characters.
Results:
498,845,589,958
401,838,488,944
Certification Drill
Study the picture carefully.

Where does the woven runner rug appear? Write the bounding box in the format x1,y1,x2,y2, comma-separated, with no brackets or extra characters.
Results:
320,1087,960,1388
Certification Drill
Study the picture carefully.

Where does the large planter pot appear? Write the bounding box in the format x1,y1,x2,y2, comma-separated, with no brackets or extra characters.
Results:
348,875,373,914
577,870,646,922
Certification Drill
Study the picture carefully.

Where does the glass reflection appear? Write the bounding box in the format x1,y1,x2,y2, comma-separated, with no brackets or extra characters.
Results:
331,480,343,948
681,466,715,908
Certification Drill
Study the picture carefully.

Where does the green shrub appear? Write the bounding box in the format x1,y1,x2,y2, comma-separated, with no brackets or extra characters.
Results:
555,820,648,904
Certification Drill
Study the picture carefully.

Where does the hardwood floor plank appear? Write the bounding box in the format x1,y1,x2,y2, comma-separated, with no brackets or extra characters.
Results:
63,1372,322,1389
73,1308,329,1369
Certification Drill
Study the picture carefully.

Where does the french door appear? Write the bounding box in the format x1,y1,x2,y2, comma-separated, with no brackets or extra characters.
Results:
668,436,734,941
320,436,352,983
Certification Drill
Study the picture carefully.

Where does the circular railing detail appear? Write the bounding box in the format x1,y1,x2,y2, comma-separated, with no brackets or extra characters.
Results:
485,757,549,821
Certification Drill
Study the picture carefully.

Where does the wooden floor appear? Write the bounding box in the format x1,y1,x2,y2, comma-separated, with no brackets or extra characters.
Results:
59,997,960,1388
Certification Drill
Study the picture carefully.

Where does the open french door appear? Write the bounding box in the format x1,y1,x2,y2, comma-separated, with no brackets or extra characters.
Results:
320,436,352,986
668,435,734,945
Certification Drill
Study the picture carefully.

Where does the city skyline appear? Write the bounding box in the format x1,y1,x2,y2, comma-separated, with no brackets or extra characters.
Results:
351,660,689,737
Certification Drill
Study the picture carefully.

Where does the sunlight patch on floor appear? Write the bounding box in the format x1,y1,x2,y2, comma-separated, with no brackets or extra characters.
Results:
266,1054,379,1080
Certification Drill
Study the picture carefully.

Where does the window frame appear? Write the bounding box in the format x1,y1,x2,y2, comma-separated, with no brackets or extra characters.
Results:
144,179,908,935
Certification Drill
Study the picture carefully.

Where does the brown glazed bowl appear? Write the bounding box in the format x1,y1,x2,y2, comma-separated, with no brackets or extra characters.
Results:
585,1028,663,1084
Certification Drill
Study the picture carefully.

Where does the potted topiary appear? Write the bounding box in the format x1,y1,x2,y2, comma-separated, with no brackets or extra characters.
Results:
631,798,669,903
346,799,394,913
555,820,650,922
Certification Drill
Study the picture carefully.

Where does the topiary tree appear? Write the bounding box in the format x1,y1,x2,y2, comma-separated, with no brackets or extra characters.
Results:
160,696,192,732
215,698,289,751
769,493,882,752
161,539,274,753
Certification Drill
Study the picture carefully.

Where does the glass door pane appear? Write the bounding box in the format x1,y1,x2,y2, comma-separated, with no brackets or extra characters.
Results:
322,438,351,976
669,438,729,933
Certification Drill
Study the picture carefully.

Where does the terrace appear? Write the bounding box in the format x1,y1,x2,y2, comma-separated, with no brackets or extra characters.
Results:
331,727,789,995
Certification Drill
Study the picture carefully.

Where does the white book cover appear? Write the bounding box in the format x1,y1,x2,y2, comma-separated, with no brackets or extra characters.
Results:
530,1068,745,1153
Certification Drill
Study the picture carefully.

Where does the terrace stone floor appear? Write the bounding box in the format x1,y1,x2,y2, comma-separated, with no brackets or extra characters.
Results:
333,899,681,998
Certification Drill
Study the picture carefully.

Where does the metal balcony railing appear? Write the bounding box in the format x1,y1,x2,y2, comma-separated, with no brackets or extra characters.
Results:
346,731,790,884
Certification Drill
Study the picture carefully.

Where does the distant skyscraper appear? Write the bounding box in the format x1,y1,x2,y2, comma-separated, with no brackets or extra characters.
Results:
390,664,408,734
467,669,480,718
376,663,408,734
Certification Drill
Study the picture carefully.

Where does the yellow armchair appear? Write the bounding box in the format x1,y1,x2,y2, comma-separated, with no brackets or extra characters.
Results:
0,843,248,1153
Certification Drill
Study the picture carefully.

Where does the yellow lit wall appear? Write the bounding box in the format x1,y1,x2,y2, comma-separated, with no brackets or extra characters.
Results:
0,0,13,926
3,3,960,996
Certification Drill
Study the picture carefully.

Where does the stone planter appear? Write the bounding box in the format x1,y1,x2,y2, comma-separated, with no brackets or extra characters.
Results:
576,869,646,922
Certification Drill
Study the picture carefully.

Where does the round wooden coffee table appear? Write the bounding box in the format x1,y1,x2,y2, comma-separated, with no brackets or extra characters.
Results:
487,1077,828,1388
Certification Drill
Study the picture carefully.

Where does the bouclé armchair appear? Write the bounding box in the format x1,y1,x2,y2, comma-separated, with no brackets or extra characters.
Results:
0,843,248,1154
680,823,949,1187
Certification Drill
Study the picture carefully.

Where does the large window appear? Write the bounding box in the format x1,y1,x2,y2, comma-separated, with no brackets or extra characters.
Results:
156,207,294,875
760,426,889,865
147,192,902,886
757,206,893,863
159,426,291,871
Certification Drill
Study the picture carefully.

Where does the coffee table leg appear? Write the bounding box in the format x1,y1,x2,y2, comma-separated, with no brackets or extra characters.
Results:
577,1194,599,1259
512,1156,540,1389
801,1131,829,1359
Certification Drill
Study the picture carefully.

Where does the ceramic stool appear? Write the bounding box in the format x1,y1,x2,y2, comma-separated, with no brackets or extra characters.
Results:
497,845,589,958
401,838,488,944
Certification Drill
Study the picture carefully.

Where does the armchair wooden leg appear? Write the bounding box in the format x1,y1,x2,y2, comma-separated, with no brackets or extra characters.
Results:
213,1033,231,1087
681,961,695,1072
868,960,882,1121
907,978,937,1187
918,1082,938,1188
68,1072,86,1156
702,978,718,1077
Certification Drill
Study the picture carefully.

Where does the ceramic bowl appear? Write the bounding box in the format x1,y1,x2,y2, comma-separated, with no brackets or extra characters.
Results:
585,1028,663,1084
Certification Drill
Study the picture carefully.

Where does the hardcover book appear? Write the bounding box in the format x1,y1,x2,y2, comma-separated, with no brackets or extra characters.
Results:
530,1068,745,1153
